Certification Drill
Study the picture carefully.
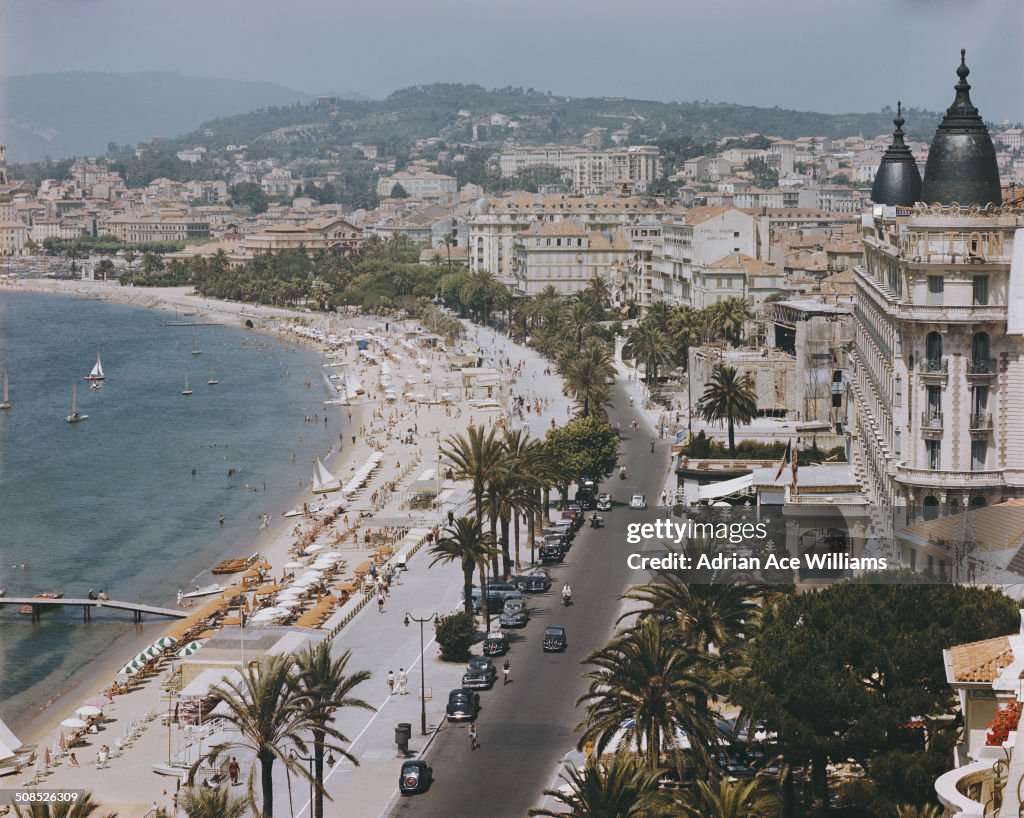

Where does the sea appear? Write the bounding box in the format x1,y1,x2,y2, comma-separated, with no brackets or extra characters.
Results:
0,290,343,732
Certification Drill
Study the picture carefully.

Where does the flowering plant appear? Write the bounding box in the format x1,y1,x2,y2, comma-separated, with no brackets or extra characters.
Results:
986,700,1022,746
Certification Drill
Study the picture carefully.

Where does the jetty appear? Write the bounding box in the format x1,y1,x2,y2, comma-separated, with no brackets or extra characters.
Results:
0,597,187,623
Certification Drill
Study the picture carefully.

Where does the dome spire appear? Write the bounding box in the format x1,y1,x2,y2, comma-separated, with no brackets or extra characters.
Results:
920,48,1001,207
871,100,922,206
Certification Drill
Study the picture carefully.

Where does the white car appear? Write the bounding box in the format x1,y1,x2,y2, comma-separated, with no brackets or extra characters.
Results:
630,494,647,510
596,493,612,511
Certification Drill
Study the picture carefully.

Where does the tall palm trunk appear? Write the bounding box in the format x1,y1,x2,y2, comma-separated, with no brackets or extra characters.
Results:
259,750,276,817
489,511,500,577
462,560,475,615
526,507,536,566
313,728,326,818
499,514,511,579
513,511,521,572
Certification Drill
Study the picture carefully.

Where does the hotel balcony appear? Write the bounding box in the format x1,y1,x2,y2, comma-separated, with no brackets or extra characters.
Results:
969,412,994,434
935,760,1002,818
921,412,944,435
966,358,998,379
896,466,1004,489
918,358,948,381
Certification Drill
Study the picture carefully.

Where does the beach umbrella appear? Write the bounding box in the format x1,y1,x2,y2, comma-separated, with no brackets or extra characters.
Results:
60,718,88,729
275,599,300,610
152,636,176,649
59,732,67,754
284,561,305,570
305,544,327,554
176,640,204,657
77,705,102,718
117,660,140,675
84,695,112,708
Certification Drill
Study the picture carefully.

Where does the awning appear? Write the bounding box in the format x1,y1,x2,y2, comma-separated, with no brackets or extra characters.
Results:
695,474,753,501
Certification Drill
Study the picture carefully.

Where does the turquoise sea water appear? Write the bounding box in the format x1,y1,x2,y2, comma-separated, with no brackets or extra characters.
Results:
0,290,342,729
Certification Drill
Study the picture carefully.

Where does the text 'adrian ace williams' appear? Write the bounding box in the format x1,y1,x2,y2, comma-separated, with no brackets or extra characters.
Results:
625,551,889,572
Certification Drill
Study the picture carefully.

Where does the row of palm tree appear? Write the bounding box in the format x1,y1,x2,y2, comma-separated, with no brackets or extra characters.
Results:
188,644,373,818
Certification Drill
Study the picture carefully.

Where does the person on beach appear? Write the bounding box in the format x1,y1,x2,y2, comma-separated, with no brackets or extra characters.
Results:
387,670,396,694
398,668,408,695
69,753,79,767
228,757,240,785
176,589,183,608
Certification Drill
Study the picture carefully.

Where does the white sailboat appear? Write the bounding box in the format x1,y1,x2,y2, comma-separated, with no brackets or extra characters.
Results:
312,457,341,494
0,369,10,410
182,375,193,396
207,363,218,386
191,331,202,356
344,372,365,401
66,380,88,423
85,351,105,382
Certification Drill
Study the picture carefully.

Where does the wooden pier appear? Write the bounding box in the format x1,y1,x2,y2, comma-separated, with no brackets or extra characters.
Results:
0,597,188,623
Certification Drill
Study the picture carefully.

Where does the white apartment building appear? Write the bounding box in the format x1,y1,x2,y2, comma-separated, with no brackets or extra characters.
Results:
0,221,27,256
376,171,457,199
572,146,662,195
498,146,577,178
511,220,636,296
996,128,1024,151
261,169,296,197
104,213,211,243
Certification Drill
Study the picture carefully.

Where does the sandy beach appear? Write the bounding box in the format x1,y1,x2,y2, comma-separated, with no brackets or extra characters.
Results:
2,276,559,811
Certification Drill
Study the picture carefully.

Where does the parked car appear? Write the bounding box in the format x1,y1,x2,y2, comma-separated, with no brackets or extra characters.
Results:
597,493,612,511
399,759,433,796
542,626,567,652
540,543,565,563
543,523,574,542
516,569,552,593
630,493,648,509
500,598,529,628
483,630,510,656
462,658,497,689
484,582,520,602
446,688,481,722
574,491,597,510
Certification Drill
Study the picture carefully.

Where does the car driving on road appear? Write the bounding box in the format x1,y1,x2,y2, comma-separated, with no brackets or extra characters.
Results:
399,759,433,796
500,597,529,628
516,569,552,593
462,658,498,689
542,626,567,652
597,492,612,511
630,493,648,509
483,630,510,656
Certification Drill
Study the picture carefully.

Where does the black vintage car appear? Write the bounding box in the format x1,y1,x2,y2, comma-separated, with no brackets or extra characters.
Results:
482,630,510,656
462,658,497,689
445,688,481,722
542,626,567,652
516,569,552,593
399,759,433,795
539,543,565,564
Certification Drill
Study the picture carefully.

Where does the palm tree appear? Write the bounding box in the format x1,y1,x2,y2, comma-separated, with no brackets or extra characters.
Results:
529,752,671,818
577,617,717,775
122,249,136,274
622,324,673,391
14,793,117,818
142,252,164,276
179,787,248,818
559,340,616,417
563,299,601,352
193,654,330,818
667,306,701,372
500,429,545,572
715,298,753,346
442,425,505,527
676,778,778,818
696,364,758,457
294,644,375,818
429,515,497,616
441,230,457,274
579,275,612,313
644,300,672,332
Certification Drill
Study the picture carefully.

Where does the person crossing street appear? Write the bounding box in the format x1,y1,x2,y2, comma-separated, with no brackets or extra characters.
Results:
502,658,511,685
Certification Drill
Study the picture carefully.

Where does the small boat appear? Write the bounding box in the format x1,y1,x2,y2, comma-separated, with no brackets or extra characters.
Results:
207,363,218,386
0,369,10,409
211,554,258,575
19,592,64,615
182,375,192,396
84,351,105,382
312,457,341,494
181,583,225,599
66,380,88,423
191,331,202,356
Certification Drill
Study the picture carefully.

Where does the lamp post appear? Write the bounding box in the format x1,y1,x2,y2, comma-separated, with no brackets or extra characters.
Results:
290,746,336,818
404,612,436,736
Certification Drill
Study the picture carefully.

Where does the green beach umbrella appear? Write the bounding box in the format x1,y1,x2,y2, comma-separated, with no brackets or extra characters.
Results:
152,636,176,649
117,660,140,675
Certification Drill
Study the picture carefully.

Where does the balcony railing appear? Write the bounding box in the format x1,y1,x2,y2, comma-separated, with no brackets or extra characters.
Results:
969,412,993,431
920,412,944,430
897,466,1004,488
966,358,998,376
918,358,947,375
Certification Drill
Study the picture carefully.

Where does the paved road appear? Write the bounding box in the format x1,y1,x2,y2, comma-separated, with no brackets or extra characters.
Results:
389,387,667,816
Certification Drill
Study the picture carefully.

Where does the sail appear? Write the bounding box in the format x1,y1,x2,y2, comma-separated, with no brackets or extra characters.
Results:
89,355,104,379
345,373,364,400
312,457,341,493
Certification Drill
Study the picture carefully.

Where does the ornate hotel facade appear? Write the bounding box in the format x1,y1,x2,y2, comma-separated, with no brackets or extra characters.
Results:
848,52,1024,517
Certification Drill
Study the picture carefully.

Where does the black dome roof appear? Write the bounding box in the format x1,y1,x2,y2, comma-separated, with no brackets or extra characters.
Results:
871,102,922,206
921,50,1001,207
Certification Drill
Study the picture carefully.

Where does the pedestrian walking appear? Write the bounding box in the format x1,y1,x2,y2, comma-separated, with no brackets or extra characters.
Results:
468,722,479,751
502,658,511,685
377,593,385,613
398,668,408,695
387,670,396,694
228,757,240,785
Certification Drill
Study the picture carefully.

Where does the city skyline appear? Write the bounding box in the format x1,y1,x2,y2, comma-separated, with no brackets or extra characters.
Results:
2,0,1023,121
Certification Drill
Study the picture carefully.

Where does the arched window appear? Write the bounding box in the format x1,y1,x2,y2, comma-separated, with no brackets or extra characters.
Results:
923,495,940,521
969,496,988,509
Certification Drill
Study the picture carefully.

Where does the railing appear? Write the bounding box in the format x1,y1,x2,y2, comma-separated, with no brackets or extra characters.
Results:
919,358,948,375
967,358,998,376
921,412,944,430
970,412,994,431
897,466,1004,488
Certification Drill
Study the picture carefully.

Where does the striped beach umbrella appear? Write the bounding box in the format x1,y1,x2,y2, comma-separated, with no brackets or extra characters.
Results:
152,636,176,649
175,640,205,657
117,659,141,675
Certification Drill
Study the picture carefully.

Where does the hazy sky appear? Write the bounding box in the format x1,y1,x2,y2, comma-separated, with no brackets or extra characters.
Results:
3,0,1022,121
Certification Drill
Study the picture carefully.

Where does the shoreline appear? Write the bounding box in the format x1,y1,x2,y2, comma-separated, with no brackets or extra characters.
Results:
3,279,375,750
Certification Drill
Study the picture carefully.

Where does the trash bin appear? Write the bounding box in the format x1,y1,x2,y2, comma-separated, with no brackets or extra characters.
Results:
395,722,411,753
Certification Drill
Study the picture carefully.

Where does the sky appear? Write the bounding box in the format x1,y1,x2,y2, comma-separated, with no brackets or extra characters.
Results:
3,0,1023,121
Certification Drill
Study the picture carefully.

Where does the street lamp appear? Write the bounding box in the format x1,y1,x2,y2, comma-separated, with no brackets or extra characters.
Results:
290,746,336,818
404,612,436,736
